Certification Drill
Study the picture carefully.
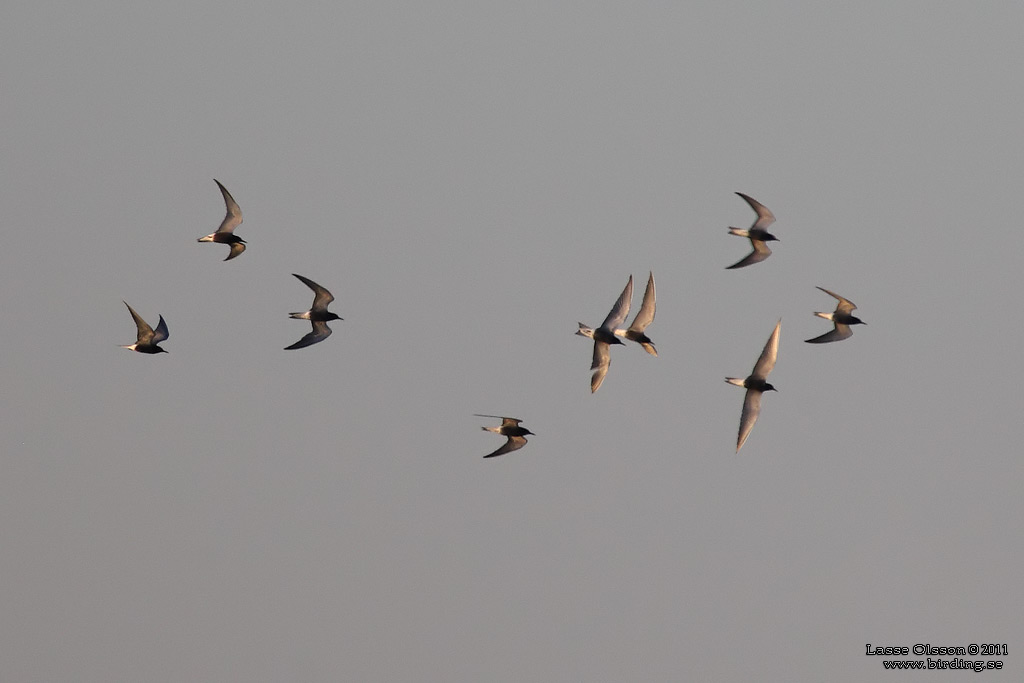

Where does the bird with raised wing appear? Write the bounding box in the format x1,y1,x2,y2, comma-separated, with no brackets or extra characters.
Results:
726,319,780,452
197,179,246,261
726,192,779,269
805,287,865,344
617,271,658,356
575,275,633,393
285,274,343,350
475,415,534,458
119,301,169,354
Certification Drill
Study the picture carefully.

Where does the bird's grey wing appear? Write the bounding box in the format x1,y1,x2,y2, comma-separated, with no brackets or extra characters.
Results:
751,319,781,379
284,320,333,350
628,271,656,333
151,315,169,343
123,301,154,343
599,275,633,331
483,435,528,458
735,192,775,229
816,286,857,315
736,389,762,452
590,341,611,393
293,273,335,311
224,241,246,261
725,240,772,269
214,179,243,233
804,323,852,344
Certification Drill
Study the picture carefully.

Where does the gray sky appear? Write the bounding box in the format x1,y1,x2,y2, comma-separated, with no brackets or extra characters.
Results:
1,2,1021,681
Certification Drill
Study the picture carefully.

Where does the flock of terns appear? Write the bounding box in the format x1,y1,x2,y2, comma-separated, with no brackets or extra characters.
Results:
120,179,345,355
479,191,867,456
120,182,866,456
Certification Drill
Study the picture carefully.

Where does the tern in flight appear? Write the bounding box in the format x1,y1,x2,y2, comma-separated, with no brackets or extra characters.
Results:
285,274,343,350
726,319,781,452
475,415,534,458
617,271,658,356
726,192,779,269
577,272,658,356
119,301,169,354
805,287,865,344
575,275,633,393
197,179,246,261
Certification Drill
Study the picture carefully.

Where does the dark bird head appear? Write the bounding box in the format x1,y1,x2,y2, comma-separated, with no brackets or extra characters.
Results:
325,312,343,322
850,316,866,325
764,382,777,392
764,232,780,242
609,337,625,345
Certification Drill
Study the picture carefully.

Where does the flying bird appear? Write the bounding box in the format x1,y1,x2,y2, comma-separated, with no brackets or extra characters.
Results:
197,179,246,261
119,301,169,354
726,192,779,269
575,275,633,393
726,319,780,452
617,271,658,356
576,272,658,356
805,287,866,344
285,274,343,350
475,415,534,458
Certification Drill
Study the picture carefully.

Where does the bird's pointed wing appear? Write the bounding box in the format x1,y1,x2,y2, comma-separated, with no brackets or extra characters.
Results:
293,273,335,311
751,319,781,379
600,275,633,331
151,315,169,343
483,435,528,458
726,239,772,269
500,417,523,428
590,341,610,393
816,286,856,315
628,272,656,332
124,301,154,343
284,320,333,350
214,179,243,233
639,341,658,357
804,323,852,344
474,414,516,421
224,241,246,261
735,192,775,230
737,389,762,452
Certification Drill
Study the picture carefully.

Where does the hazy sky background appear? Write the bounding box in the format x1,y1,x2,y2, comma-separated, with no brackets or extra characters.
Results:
1,2,1021,681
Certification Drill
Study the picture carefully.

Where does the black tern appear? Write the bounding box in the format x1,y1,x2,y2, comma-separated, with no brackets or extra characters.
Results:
575,275,633,393
576,272,657,356
197,179,246,261
475,415,534,458
805,287,865,344
726,319,780,452
726,192,779,269
120,301,169,354
619,271,658,356
285,274,343,350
